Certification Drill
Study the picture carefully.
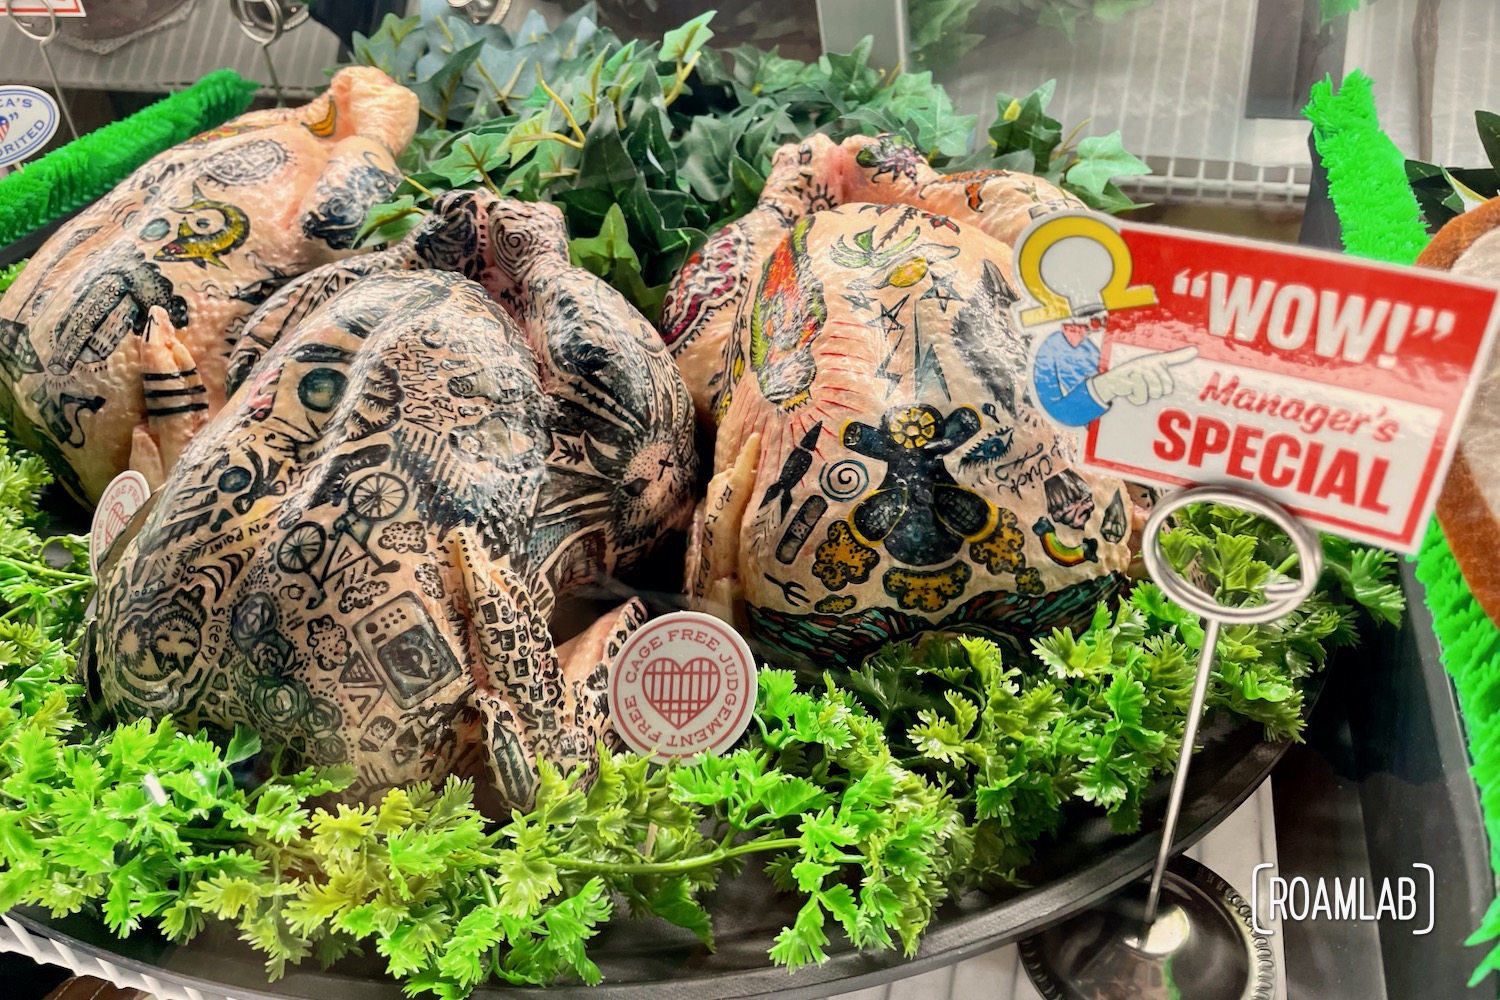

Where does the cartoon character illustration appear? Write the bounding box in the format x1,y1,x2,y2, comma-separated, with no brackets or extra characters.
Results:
1031,306,1197,427
1017,212,1196,428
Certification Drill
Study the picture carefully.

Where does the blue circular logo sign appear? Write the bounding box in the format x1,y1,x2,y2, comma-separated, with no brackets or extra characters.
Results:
0,86,60,168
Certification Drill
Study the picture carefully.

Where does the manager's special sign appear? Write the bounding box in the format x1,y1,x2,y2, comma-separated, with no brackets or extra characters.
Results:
1013,212,1500,553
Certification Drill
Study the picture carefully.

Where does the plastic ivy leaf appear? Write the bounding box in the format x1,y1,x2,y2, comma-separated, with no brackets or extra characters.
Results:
569,202,638,276
411,41,485,128
1093,0,1154,21
1036,5,1086,38
353,14,426,83
988,80,1061,164
426,133,508,190
906,0,984,69
357,195,427,249
1065,130,1152,199
659,11,716,64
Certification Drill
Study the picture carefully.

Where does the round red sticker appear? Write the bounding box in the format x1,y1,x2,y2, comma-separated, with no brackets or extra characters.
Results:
90,470,151,575
607,611,758,762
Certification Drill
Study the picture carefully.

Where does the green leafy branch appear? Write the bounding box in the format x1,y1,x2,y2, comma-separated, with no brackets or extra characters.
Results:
906,0,1155,66
953,79,1152,213
348,7,1150,322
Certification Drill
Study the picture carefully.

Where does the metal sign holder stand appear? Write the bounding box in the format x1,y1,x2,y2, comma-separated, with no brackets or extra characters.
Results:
229,0,311,107
3,0,79,140
1021,483,1322,1000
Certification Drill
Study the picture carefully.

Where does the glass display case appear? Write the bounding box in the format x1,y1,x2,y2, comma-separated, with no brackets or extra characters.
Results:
0,2,1497,999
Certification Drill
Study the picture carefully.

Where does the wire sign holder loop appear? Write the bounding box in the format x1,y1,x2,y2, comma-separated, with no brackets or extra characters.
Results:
446,0,514,26
1138,485,1321,928
230,0,303,107
4,0,78,140
1023,483,1319,1000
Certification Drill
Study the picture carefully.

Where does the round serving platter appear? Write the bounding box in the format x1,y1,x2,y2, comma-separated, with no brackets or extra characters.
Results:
2,668,1323,1000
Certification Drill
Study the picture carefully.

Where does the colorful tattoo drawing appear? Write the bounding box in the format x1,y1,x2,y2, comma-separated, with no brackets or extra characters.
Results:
1032,517,1099,566
843,404,995,566
748,572,1124,671
812,520,880,590
969,508,1027,575
883,562,972,612
749,216,827,409
154,183,251,269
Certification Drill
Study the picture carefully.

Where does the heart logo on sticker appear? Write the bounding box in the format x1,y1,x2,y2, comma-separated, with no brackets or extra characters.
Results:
90,470,152,576
608,611,757,762
641,655,720,728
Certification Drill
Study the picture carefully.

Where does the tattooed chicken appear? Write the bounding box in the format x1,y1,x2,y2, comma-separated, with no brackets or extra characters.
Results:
0,66,418,506
675,134,1145,669
87,195,696,814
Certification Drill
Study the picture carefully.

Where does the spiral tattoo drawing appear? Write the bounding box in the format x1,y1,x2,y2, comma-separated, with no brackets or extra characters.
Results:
820,459,869,502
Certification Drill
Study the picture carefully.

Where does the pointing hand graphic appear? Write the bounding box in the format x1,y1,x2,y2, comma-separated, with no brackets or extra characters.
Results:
1088,346,1199,407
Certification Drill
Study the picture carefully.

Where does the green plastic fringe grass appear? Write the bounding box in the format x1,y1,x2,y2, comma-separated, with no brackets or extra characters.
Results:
0,69,259,248
1307,70,1500,986
1304,71,1429,267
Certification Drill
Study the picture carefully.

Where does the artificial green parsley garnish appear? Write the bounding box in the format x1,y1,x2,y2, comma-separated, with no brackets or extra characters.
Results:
0,430,1398,996
0,261,25,299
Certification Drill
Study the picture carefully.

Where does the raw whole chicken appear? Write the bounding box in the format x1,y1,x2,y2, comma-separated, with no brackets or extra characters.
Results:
0,67,418,506
671,134,1141,669
86,195,697,812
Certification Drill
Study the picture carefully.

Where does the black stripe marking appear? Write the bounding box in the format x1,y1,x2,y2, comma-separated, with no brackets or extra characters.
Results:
147,403,211,417
144,386,208,399
143,369,199,381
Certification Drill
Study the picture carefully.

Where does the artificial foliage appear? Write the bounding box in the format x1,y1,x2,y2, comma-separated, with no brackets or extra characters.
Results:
1408,110,1500,233
1320,0,1364,22
0,69,258,248
348,4,1147,321
1305,72,1429,265
1417,522,1500,985
0,262,24,299
0,415,1401,995
947,78,1151,214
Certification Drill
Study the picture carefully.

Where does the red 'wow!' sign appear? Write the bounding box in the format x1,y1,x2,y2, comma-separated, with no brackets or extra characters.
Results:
1013,212,1500,553
0,1,85,15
